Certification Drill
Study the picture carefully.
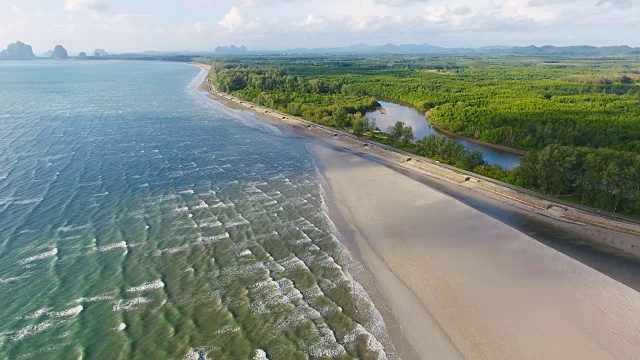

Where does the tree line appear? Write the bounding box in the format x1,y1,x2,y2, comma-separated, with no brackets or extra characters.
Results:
198,56,640,215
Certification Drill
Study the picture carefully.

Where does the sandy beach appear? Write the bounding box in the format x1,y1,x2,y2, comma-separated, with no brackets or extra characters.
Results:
311,143,640,360
194,64,640,359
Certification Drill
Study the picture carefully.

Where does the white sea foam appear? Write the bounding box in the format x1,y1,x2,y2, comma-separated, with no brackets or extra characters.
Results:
239,249,253,257
22,308,53,320
215,325,239,335
253,349,269,360
279,256,308,271
112,297,151,311
183,348,211,360
291,234,312,245
57,225,89,232
17,248,58,265
48,305,83,318
198,220,222,228
3,320,61,342
12,198,43,205
155,244,192,255
97,241,127,252
74,293,115,303
200,233,230,244
224,217,250,227
126,279,165,293
0,274,31,284
192,200,209,210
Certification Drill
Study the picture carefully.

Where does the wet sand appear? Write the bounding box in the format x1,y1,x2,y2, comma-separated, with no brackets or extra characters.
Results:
193,64,640,359
311,143,640,360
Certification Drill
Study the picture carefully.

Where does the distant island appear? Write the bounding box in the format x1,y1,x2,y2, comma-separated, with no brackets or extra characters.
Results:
51,45,69,59
0,41,35,59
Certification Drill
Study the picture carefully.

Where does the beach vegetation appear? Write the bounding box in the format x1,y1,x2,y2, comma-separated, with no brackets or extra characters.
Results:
199,55,640,215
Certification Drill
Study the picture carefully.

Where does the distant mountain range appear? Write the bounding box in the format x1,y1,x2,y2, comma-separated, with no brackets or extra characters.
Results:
4,40,640,61
274,43,640,56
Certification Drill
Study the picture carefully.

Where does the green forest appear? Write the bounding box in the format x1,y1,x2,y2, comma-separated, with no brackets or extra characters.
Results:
198,55,640,216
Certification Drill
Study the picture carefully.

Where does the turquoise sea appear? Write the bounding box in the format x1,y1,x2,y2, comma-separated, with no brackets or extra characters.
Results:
0,61,389,359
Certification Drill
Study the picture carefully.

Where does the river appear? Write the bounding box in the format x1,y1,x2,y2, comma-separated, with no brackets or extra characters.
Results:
367,101,522,169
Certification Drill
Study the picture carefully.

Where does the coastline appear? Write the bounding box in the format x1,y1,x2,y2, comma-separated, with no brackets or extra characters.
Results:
193,62,640,257
310,143,640,360
193,62,640,358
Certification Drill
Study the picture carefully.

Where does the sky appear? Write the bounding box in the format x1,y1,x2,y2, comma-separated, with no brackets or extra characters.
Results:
1,0,639,54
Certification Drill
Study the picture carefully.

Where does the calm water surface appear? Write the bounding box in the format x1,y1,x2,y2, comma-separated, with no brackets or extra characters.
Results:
367,101,522,170
0,61,388,359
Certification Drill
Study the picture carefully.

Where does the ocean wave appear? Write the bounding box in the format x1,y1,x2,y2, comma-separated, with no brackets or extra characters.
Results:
155,244,192,255
224,217,250,227
73,292,116,303
57,225,90,232
48,305,84,318
198,220,222,228
238,249,253,257
21,305,83,319
126,279,165,293
0,273,32,284
200,233,230,244
183,348,212,360
97,241,127,252
192,200,209,210
112,297,151,312
253,349,269,360
2,319,65,342
17,248,58,265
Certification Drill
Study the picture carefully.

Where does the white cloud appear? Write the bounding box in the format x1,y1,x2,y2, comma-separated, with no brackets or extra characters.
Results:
217,6,263,34
218,7,244,32
0,6,27,36
372,0,428,5
64,0,109,13
294,14,327,32
595,0,632,10
5,0,640,53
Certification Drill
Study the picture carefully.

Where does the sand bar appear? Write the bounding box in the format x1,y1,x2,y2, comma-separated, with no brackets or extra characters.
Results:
311,143,640,360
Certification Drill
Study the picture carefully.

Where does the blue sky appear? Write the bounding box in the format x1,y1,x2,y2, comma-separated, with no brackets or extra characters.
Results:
1,0,638,54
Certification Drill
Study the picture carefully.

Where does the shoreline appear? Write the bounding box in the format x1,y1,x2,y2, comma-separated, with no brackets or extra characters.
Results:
312,147,462,360
310,143,640,360
193,62,640,257
192,63,640,359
